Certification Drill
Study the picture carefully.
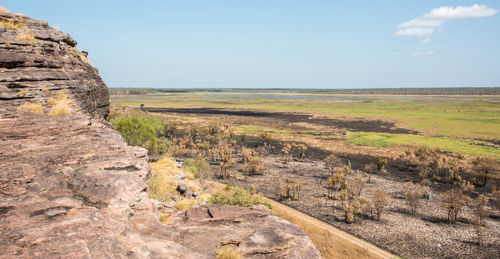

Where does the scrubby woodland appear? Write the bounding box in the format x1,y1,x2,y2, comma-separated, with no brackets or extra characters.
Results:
110,106,500,258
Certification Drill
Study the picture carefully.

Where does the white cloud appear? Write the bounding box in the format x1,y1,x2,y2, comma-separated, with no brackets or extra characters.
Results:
396,4,497,40
420,38,431,44
410,51,436,57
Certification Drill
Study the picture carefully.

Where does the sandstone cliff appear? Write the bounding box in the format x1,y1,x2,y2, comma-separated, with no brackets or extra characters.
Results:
0,12,320,258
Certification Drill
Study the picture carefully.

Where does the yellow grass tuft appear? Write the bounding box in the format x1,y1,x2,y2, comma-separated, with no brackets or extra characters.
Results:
0,19,26,30
148,157,180,202
47,90,73,116
0,6,9,13
215,247,244,259
16,33,37,44
175,199,198,211
16,90,28,95
18,103,44,115
41,88,50,94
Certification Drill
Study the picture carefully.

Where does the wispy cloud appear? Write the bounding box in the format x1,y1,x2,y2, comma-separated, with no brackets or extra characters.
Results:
410,51,436,57
396,4,497,42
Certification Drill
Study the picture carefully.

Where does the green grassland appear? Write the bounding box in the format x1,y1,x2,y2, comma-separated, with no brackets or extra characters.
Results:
111,91,500,159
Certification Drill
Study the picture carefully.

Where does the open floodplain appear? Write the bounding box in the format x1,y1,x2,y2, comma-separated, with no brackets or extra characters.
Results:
111,88,500,258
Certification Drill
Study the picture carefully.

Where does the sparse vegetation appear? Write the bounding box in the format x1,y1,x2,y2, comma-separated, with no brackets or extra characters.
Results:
147,158,178,202
18,103,44,114
183,157,212,181
276,178,302,201
175,199,199,211
0,19,26,30
16,33,37,44
110,90,500,258
47,91,74,117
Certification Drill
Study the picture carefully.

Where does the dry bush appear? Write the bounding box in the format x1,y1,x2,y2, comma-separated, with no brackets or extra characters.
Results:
218,142,235,179
402,182,427,215
164,121,177,138
294,143,307,161
371,189,390,220
441,188,470,224
18,103,44,114
16,33,37,44
0,19,26,30
472,194,489,225
175,199,199,211
342,197,367,224
281,144,292,164
472,216,485,246
215,246,243,259
470,157,498,187
47,90,73,116
364,163,377,174
277,178,302,201
376,157,388,174
324,154,342,174
243,149,266,176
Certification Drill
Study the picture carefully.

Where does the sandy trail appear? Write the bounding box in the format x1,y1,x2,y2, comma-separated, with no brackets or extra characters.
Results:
268,199,397,259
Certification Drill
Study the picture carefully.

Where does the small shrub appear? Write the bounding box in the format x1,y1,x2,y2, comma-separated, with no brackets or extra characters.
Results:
215,246,243,259
16,33,37,44
175,199,199,211
112,114,169,155
277,178,302,201
183,157,212,181
18,103,43,114
209,185,272,210
472,194,488,225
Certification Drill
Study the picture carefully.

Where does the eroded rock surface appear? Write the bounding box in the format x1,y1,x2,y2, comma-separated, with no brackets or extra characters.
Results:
0,13,320,258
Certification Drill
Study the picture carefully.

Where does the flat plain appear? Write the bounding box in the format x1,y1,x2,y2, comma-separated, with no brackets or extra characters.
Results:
111,89,500,258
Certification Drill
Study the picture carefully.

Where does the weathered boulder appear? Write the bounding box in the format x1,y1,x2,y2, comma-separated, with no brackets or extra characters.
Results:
0,12,320,258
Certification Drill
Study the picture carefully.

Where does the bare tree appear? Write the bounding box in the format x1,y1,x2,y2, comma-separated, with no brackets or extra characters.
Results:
402,182,426,215
472,194,489,225
441,189,470,224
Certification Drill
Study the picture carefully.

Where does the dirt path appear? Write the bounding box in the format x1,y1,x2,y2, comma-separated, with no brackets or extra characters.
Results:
267,199,397,259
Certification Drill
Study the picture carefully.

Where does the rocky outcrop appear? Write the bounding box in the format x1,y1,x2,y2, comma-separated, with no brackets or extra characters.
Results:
0,12,320,258
0,12,109,119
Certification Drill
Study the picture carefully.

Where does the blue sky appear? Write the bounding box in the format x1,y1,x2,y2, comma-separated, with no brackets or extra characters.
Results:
2,1,499,88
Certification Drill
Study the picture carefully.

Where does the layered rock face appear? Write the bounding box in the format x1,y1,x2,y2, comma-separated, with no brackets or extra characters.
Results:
0,12,320,258
0,12,109,118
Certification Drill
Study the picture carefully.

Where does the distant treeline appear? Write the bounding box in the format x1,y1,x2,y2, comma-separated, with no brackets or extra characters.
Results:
109,87,500,95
